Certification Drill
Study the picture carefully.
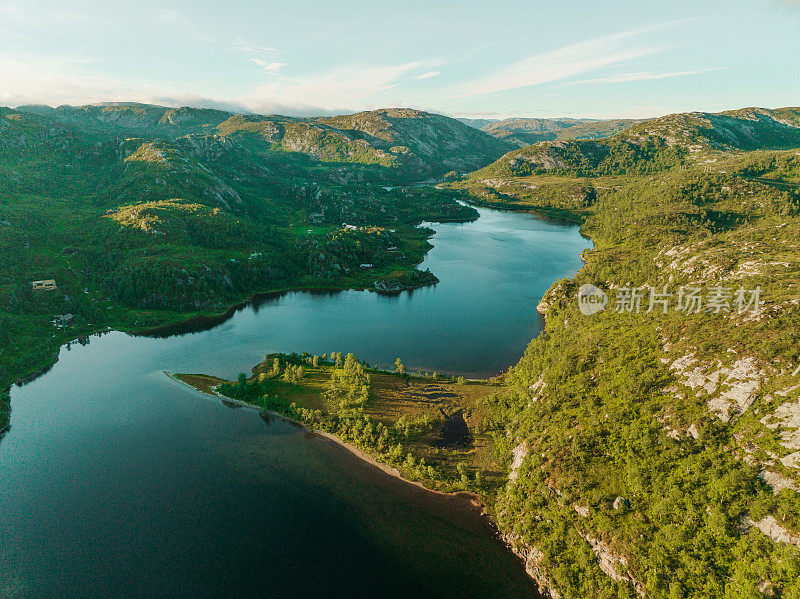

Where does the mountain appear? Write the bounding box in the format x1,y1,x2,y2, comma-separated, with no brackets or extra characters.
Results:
623,106,800,151
460,116,641,148
445,105,800,598
17,103,233,137
17,104,511,179
1,103,497,415
4,100,800,598
465,106,800,181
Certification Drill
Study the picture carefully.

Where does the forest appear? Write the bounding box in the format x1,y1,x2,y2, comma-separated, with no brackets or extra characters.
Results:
451,134,800,597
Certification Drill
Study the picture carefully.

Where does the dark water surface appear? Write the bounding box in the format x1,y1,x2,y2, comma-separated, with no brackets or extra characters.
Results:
0,207,590,598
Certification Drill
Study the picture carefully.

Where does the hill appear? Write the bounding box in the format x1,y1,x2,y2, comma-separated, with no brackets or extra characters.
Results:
0,103,504,426
460,116,641,148
18,104,511,180
445,105,800,598
4,101,800,598
457,106,800,186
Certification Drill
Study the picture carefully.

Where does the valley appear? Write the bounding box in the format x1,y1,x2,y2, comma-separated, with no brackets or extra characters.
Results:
0,104,506,431
3,101,800,598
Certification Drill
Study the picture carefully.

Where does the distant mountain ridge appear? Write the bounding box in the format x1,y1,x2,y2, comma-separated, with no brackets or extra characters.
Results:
459,116,642,148
16,103,511,179
472,106,800,177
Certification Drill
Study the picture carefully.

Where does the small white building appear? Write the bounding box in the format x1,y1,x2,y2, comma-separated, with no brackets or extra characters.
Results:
32,280,57,291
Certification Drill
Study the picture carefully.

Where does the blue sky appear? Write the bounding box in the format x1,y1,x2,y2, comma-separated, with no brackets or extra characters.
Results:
1,0,799,119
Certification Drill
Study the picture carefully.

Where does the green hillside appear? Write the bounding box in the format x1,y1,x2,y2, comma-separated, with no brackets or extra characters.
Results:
4,101,800,598
446,106,800,598
19,103,511,180
0,103,503,429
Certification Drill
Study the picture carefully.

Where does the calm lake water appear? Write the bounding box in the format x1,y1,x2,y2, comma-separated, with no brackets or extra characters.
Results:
0,206,590,598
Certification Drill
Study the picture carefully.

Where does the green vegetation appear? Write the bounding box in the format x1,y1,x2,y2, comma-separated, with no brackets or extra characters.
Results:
5,101,800,597
459,116,642,148
187,352,505,495
0,103,504,434
448,107,800,597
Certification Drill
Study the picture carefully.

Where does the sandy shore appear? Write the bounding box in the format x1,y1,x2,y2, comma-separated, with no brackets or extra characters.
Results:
163,371,486,508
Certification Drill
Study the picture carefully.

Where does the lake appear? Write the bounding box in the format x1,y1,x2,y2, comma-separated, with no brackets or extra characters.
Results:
0,206,590,598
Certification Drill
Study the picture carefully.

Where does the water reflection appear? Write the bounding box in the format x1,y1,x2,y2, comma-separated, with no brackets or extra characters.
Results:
0,207,590,598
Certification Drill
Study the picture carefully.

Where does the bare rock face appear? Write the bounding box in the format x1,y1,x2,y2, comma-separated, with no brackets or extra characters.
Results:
669,354,763,422
759,469,799,494
768,397,800,449
573,504,589,518
508,441,528,482
744,516,800,548
501,532,561,599
582,536,645,596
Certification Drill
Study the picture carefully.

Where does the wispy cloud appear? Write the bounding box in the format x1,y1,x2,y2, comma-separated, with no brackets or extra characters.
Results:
0,0,94,41
0,54,137,106
244,60,443,113
449,29,661,98
233,38,279,54
572,67,725,85
251,58,287,73
415,71,441,80
0,47,443,116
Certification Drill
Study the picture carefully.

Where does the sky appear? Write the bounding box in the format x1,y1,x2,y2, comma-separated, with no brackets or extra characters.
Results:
1,0,799,120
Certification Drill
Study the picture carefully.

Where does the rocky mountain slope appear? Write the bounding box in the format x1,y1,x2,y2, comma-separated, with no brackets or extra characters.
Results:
18,103,510,179
468,107,800,181
447,105,800,598
4,101,800,597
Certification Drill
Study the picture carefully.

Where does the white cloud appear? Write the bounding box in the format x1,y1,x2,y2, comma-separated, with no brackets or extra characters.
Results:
233,38,279,54
572,67,725,85
251,58,287,73
0,51,445,116
0,54,236,112
243,60,442,113
449,29,660,98
415,71,441,80
0,55,118,106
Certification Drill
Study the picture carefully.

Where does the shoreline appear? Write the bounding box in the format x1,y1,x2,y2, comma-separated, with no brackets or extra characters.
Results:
0,202,459,396
162,370,546,591
3,199,584,595
1,200,578,398
163,371,487,508
166,371,544,594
